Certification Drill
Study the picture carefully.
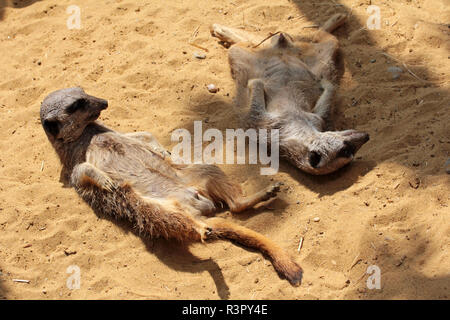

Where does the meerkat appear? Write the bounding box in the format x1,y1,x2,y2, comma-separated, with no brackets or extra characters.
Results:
211,14,370,175
40,87,303,285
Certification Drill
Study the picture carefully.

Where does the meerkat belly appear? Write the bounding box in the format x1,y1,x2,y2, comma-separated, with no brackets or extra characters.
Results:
261,57,322,114
261,56,315,86
86,134,185,198
265,83,321,115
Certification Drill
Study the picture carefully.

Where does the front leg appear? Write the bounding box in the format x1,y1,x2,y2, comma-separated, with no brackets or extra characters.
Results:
312,79,335,120
210,24,264,46
71,162,117,192
308,14,347,80
227,182,282,213
247,78,267,122
312,13,347,43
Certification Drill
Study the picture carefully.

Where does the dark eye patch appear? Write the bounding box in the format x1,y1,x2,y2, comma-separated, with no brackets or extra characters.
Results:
43,119,60,137
337,141,356,158
66,98,87,114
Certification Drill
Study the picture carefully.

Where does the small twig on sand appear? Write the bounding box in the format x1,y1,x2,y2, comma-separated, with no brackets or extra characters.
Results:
190,26,200,40
297,237,304,253
13,279,30,283
40,160,45,172
188,26,209,52
302,25,320,29
252,31,281,48
355,271,367,284
349,254,362,271
382,52,428,83
288,14,305,21
189,43,209,52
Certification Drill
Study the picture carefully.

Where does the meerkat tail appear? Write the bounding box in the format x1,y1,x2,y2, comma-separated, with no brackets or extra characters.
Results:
206,217,303,286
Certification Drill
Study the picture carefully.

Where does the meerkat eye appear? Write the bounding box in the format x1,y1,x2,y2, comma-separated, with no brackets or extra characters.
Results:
43,119,60,137
337,141,356,158
308,151,321,168
66,98,87,114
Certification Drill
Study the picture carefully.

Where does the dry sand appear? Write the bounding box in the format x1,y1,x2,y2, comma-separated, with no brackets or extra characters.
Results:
0,0,449,299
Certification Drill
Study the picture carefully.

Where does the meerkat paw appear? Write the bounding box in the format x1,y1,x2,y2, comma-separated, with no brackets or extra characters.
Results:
86,168,116,192
323,13,348,33
151,146,171,159
72,163,117,192
210,24,239,44
261,182,283,202
320,78,334,91
101,175,117,193
84,172,116,192
210,24,225,39
193,221,213,242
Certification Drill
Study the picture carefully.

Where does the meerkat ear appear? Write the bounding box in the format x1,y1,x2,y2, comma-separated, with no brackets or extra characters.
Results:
272,33,292,48
43,119,60,137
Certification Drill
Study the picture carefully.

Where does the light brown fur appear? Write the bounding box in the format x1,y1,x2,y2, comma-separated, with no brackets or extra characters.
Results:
40,87,303,285
211,14,370,175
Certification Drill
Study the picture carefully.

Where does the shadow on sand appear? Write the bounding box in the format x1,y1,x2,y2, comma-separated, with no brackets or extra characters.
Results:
289,0,449,299
0,0,42,21
0,265,8,299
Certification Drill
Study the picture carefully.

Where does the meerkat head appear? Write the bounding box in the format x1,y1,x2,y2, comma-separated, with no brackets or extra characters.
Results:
282,129,369,175
40,87,108,143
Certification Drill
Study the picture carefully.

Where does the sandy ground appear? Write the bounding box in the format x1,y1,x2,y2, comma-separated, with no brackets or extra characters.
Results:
0,0,449,300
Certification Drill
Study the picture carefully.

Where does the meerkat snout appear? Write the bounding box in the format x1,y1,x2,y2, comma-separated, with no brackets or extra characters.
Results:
340,130,370,156
296,129,369,174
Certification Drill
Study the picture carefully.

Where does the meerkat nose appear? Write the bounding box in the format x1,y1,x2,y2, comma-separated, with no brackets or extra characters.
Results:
355,132,370,147
363,133,370,143
97,98,108,110
87,95,108,110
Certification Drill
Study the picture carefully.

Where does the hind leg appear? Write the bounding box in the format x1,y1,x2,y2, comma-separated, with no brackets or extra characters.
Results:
227,45,261,112
308,14,347,80
227,183,282,213
312,79,335,120
210,24,264,46
178,164,281,214
246,78,267,120
206,172,281,213
313,13,347,43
